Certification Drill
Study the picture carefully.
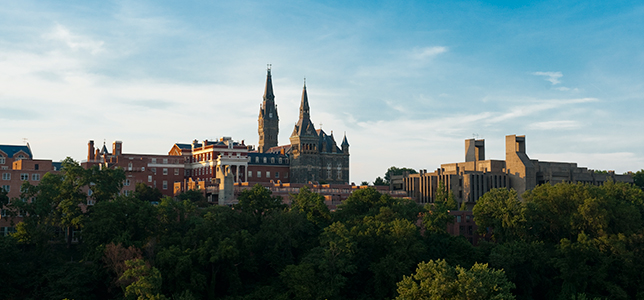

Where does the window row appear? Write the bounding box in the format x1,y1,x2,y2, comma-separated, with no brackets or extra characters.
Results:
253,156,288,164
248,171,288,179
1,173,40,181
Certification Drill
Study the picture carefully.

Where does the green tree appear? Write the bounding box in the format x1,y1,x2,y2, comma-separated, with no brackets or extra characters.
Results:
395,259,515,300
120,259,168,300
234,184,286,221
423,181,457,234
134,183,163,203
290,186,331,227
83,196,158,254
472,188,525,243
374,176,387,186
176,189,208,207
385,166,418,185
634,169,644,190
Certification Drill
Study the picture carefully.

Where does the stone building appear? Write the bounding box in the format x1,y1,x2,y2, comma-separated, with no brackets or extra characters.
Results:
402,134,633,208
256,67,350,184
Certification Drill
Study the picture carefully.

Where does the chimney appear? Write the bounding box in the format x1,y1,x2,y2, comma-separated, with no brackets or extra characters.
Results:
88,140,95,161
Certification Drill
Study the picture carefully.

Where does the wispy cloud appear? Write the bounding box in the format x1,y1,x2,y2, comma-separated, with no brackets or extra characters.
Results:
486,98,598,123
44,24,105,54
533,71,563,85
528,120,580,130
410,46,448,60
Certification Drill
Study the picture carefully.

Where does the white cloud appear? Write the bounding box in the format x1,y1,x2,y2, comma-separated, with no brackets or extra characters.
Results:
528,120,580,130
44,24,105,54
533,71,563,85
410,46,448,60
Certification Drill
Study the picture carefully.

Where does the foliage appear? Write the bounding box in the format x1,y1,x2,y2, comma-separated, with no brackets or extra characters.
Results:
120,259,168,300
290,186,331,227
423,181,457,234
134,183,163,203
384,166,418,185
634,169,644,190
395,259,515,300
373,176,387,186
7,173,644,300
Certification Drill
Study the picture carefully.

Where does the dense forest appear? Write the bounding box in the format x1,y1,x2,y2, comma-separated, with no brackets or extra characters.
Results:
1,159,643,300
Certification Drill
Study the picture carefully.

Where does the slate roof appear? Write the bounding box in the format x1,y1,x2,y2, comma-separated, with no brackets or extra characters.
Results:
317,129,341,153
0,145,33,159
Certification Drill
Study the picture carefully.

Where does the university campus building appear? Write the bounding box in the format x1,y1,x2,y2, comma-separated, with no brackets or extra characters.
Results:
0,144,62,236
400,134,634,209
83,67,353,205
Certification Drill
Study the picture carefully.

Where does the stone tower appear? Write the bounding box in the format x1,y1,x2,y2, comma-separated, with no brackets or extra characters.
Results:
258,66,279,153
289,81,321,182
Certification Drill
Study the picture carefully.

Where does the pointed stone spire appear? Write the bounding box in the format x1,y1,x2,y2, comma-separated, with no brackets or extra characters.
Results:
264,64,275,102
258,65,279,153
341,132,349,147
299,78,310,120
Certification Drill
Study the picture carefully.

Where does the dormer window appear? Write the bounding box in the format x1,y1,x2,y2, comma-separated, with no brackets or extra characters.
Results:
0,156,4,164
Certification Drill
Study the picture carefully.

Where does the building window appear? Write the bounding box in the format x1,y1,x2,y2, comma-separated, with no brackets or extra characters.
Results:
275,172,279,178
124,190,132,196
1,185,9,192
20,173,29,181
285,158,289,164
16,155,25,161
285,172,288,178
457,215,462,223
266,171,270,178
271,157,275,164
0,156,4,164
151,168,156,174
148,175,152,182
248,171,252,178
255,157,259,163
163,168,168,175
88,189,93,196
163,181,168,190
141,167,145,171
174,169,179,175
127,163,132,171
257,171,261,178
2,173,9,180
151,158,157,163
163,158,168,164
34,164,39,170
279,158,282,164
31,174,40,181
124,179,131,186
263,157,267,163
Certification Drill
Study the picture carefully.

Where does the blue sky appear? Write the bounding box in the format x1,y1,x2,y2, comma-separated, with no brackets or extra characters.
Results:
1,0,643,183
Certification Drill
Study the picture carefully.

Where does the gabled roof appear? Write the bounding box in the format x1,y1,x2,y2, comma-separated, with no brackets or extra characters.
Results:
0,145,33,159
316,129,341,153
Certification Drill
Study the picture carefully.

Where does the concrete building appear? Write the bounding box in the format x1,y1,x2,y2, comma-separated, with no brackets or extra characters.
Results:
402,134,633,208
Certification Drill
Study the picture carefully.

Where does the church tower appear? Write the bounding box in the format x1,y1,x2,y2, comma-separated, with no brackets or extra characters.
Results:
289,80,321,182
258,65,279,153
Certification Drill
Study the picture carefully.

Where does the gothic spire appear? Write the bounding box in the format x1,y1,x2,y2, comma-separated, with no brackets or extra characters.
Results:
263,64,275,102
299,78,310,120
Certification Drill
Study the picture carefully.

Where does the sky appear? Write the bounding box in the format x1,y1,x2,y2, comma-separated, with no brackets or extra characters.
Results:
1,0,643,183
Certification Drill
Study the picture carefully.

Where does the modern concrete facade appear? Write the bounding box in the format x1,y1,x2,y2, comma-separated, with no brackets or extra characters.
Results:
402,134,633,208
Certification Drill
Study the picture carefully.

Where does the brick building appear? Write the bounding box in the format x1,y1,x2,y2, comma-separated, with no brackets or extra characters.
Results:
84,140,185,197
1,144,61,236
